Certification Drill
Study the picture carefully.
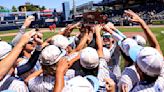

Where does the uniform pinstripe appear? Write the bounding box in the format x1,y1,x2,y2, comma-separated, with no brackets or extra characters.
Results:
131,76,164,92
97,58,110,86
28,70,74,92
118,65,140,92
28,75,55,92
0,75,29,92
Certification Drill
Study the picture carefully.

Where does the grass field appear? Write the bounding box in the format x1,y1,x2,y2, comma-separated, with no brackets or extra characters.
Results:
0,27,164,55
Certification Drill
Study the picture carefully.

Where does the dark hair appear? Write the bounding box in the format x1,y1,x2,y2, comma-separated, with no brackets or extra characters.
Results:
135,64,158,84
142,73,158,83
120,49,134,67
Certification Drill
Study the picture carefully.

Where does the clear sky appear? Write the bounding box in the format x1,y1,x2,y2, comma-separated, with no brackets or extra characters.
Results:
0,0,102,11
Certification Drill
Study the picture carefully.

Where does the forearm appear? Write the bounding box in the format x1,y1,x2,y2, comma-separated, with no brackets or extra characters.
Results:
60,26,74,37
104,28,124,41
53,71,65,92
25,69,43,83
95,30,103,57
11,28,26,46
68,53,80,67
139,19,162,54
0,42,24,80
72,33,88,52
16,50,41,76
114,29,126,39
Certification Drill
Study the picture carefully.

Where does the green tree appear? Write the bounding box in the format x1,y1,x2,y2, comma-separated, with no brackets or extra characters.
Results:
0,6,4,9
26,4,40,11
12,6,17,12
40,6,46,10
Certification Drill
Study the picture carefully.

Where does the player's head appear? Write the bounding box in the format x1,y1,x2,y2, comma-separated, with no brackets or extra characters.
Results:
132,35,146,46
23,39,36,53
0,41,12,61
40,45,66,75
135,47,163,82
128,45,164,82
103,32,114,48
51,35,70,53
80,47,99,69
62,75,99,92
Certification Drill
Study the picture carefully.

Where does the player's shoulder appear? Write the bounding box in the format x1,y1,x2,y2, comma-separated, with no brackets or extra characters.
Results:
154,77,164,92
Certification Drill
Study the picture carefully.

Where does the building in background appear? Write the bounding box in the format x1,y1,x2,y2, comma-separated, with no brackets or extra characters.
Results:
76,1,103,14
62,2,70,21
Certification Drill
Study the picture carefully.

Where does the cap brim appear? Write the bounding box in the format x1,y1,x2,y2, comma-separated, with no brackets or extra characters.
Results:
85,75,99,92
128,45,143,62
0,53,10,60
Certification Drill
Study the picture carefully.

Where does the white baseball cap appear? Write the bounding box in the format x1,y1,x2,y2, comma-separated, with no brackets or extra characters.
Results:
103,47,111,62
132,35,146,46
118,38,138,56
136,47,164,77
62,75,99,92
0,41,12,60
80,47,99,69
51,35,69,49
40,45,66,65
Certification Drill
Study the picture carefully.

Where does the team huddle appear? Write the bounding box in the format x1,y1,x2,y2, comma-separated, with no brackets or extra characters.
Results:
0,10,164,92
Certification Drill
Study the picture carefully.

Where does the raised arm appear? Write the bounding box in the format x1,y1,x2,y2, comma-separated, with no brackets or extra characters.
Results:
124,10,162,55
103,23,124,41
54,52,80,92
59,22,81,37
71,32,88,53
0,30,36,80
95,25,104,57
16,32,43,76
11,16,35,46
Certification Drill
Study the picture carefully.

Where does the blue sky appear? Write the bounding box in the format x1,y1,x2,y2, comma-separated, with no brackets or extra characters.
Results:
0,0,102,11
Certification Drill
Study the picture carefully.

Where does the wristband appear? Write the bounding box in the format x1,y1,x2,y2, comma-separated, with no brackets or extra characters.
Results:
20,26,26,33
21,26,26,29
112,32,124,41
36,45,42,51
115,29,126,38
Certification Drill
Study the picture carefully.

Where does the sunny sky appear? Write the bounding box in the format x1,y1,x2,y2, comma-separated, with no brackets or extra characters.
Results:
0,0,102,11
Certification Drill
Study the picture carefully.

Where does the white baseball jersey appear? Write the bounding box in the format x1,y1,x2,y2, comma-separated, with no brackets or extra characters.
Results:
0,75,29,92
131,76,164,92
109,44,122,80
118,65,140,92
28,70,75,92
97,58,110,86
28,75,55,92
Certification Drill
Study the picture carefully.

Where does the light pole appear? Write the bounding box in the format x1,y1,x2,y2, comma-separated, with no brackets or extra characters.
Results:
73,0,76,15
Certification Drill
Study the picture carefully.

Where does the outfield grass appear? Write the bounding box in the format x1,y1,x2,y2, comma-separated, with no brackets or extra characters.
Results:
0,27,164,54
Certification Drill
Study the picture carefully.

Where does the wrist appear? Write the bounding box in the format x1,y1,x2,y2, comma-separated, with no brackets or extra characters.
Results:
56,68,65,75
111,27,117,31
21,25,26,29
36,45,42,51
138,18,145,24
